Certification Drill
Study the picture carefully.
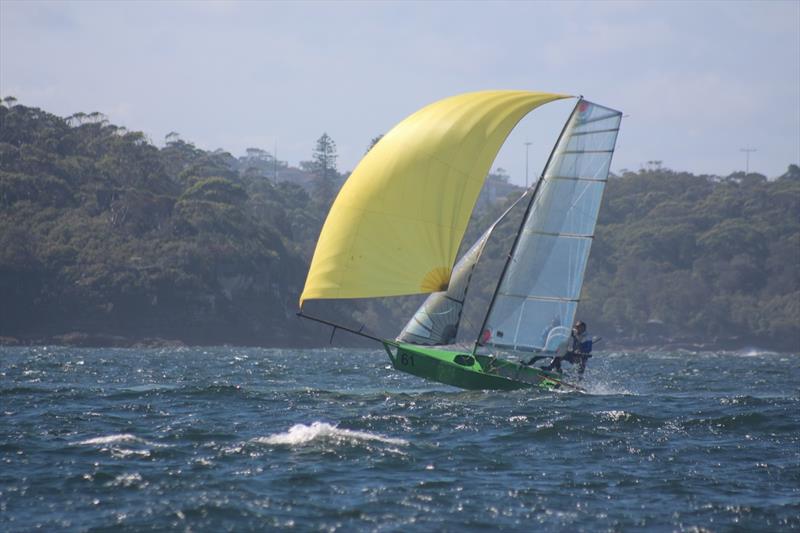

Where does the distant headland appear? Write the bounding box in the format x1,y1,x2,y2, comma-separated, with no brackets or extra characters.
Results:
1,100,798,352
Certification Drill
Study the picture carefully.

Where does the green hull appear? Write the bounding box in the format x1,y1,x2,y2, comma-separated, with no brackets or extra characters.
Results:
384,342,582,392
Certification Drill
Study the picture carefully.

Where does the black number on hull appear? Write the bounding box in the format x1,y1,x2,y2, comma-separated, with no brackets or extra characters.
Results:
399,352,415,367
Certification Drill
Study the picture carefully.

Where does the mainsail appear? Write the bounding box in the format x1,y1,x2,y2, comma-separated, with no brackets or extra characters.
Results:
480,100,622,352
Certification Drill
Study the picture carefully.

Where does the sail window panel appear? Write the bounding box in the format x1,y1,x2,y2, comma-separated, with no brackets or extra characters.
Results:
485,297,577,351
564,130,619,153
547,151,613,180
527,179,606,236
483,295,525,349
572,114,621,135
519,298,579,351
503,234,592,300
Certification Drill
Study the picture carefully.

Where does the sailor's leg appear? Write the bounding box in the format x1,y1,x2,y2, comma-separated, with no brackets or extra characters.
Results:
522,355,548,366
543,356,563,372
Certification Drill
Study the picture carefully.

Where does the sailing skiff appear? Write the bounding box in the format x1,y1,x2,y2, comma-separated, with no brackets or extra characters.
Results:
299,91,622,391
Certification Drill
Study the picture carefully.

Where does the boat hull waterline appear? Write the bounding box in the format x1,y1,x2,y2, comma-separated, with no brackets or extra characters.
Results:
383,342,584,392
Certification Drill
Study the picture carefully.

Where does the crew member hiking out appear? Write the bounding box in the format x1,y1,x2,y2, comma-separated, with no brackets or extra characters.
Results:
541,320,593,377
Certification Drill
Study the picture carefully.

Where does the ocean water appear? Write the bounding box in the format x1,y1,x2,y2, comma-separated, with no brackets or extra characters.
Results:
1,346,798,532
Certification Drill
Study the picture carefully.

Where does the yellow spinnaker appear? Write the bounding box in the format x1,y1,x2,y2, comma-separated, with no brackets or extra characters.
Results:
300,90,568,306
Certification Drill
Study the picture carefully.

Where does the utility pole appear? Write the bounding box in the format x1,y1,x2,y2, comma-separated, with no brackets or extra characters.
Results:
740,147,757,174
524,141,532,188
274,140,279,183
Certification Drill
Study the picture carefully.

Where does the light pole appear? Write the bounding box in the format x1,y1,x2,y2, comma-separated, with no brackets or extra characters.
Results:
273,140,278,183
740,147,757,174
524,141,532,188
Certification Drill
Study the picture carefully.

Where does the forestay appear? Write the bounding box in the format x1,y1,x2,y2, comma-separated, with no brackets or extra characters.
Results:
481,100,622,353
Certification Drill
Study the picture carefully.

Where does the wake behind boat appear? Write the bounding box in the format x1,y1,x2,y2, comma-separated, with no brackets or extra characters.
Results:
299,90,622,392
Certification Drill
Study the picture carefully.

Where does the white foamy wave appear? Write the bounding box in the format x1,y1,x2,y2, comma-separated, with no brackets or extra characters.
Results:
78,434,143,445
734,348,779,357
600,410,631,422
76,433,169,448
108,472,146,487
111,448,151,459
253,422,408,447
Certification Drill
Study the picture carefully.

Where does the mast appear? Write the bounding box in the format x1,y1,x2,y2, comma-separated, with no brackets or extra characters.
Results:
472,98,584,354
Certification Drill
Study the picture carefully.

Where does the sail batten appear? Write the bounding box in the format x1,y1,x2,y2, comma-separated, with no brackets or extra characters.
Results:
561,149,614,154
570,128,620,136
550,176,608,183
522,230,594,239
495,294,581,303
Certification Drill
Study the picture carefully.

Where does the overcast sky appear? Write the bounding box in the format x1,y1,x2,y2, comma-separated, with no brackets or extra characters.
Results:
2,0,798,183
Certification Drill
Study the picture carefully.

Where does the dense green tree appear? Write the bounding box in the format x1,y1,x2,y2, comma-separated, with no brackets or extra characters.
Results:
311,133,337,177
305,133,338,208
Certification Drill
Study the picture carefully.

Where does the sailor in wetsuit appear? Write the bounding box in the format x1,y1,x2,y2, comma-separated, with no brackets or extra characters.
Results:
541,320,591,376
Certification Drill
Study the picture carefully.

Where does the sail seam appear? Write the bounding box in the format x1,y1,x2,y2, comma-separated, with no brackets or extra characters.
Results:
560,149,614,154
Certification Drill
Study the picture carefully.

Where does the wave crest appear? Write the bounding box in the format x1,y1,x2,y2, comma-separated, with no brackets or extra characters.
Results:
254,422,408,447
78,434,143,445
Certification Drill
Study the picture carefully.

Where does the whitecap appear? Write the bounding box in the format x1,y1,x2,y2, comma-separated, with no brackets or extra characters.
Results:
253,421,408,446
76,434,169,448
734,347,779,357
110,448,151,459
108,472,145,487
599,410,631,422
78,434,143,445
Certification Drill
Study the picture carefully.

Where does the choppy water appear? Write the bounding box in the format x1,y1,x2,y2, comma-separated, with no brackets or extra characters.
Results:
1,346,798,531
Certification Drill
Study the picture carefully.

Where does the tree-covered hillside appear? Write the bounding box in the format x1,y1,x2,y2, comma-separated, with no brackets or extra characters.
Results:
584,166,799,350
0,103,328,346
0,102,797,350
